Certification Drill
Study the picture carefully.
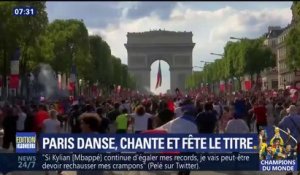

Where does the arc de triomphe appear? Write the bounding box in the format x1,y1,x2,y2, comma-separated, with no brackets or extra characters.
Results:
125,30,195,94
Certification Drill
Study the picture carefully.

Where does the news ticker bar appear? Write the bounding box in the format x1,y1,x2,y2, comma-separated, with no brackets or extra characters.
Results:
1,153,298,173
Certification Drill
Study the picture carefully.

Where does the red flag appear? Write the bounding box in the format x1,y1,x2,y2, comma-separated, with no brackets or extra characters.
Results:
117,85,121,94
244,80,252,90
219,80,225,92
9,75,19,88
69,82,75,92
155,61,162,89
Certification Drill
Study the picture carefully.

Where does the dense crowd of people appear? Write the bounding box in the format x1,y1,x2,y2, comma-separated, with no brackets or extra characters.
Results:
0,88,300,175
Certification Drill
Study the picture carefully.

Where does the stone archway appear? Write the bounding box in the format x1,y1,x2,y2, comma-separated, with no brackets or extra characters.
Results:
125,30,195,94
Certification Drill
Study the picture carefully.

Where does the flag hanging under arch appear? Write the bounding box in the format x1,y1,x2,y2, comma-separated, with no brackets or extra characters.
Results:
155,60,162,89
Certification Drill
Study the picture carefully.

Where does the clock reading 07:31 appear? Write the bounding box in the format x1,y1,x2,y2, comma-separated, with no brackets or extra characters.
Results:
13,7,36,16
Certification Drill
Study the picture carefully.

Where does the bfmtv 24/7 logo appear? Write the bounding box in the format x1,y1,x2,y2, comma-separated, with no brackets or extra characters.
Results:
16,132,36,153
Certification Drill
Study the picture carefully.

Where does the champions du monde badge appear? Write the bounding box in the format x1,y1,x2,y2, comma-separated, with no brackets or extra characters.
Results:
259,126,298,171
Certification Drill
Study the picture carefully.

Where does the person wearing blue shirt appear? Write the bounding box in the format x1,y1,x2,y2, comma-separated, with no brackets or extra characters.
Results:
279,105,300,147
234,97,246,119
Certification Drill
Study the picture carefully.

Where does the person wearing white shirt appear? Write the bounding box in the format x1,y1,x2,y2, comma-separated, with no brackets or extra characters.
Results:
131,105,152,133
213,101,222,120
174,99,187,118
159,99,198,134
16,106,27,132
42,110,61,134
119,100,131,114
225,113,250,134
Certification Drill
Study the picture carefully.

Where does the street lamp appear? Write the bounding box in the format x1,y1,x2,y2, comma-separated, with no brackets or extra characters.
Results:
193,66,204,69
79,79,83,96
200,61,213,64
210,53,224,57
230,36,243,40
200,61,213,66
230,36,253,41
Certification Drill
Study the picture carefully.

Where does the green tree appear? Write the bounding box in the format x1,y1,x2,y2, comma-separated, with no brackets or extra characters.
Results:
88,35,135,92
222,41,245,90
291,1,300,24
88,35,118,90
46,19,90,79
286,26,300,70
121,64,128,87
19,2,48,97
222,38,275,90
99,40,113,86
286,2,300,71
243,38,275,78
88,35,104,84
185,72,198,90
111,56,122,85
127,74,136,90
0,2,48,98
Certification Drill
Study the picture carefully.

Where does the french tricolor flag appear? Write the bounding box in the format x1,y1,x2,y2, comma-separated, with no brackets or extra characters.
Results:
219,80,225,92
155,61,162,89
69,64,77,92
10,48,21,89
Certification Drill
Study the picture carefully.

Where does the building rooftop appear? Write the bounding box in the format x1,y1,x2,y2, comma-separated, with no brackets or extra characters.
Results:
127,29,192,36
266,28,284,39
265,23,295,39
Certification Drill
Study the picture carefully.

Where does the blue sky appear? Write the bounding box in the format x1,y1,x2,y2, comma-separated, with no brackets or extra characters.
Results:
46,1,293,94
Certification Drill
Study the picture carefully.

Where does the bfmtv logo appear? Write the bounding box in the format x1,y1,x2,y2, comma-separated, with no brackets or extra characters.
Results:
16,132,36,153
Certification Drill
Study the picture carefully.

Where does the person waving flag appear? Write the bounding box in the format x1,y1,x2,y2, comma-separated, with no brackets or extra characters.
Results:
155,60,162,89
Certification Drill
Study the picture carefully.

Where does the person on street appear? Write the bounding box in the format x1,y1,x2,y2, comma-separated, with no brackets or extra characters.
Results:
16,106,27,132
70,105,81,133
107,103,120,133
96,107,110,133
219,106,233,133
42,109,61,134
78,113,103,175
35,105,49,134
131,105,151,133
225,113,250,133
279,105,300,147
115,108,129,133
2,106,17,151
250,100,267,133
196,102,218,133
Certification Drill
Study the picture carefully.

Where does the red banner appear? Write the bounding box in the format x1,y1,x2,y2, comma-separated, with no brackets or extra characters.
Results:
69,82,75,92
9,75,19,88
244,80,252,90
117,85,121,94
220,84,225,92
219,81,225,92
